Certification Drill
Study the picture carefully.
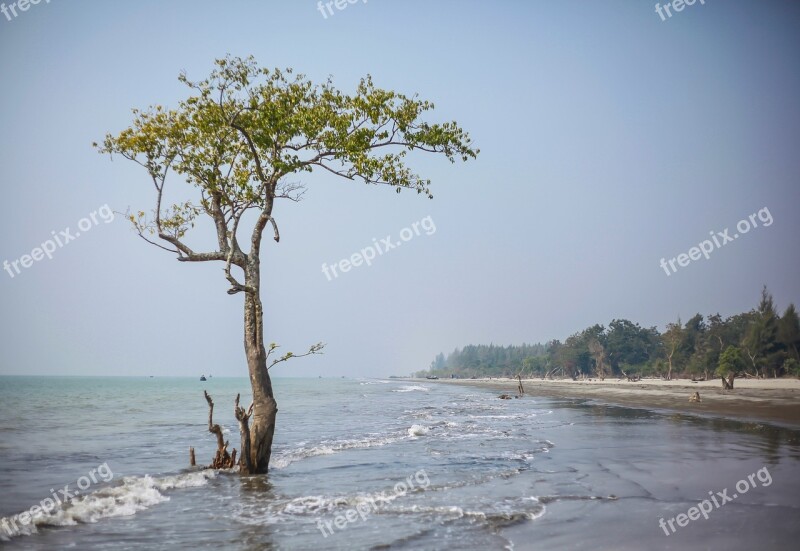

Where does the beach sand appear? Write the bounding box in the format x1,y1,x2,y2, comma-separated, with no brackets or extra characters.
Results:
424,377,800,427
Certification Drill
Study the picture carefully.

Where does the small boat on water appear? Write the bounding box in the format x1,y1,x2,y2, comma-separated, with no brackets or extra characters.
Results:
200,375,207,381
426,375,439,380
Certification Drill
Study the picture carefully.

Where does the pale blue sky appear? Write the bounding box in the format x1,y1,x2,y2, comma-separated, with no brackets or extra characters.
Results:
1,0,798,377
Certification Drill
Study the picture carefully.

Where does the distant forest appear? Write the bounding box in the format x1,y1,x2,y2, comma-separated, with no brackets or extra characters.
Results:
418,287,800,381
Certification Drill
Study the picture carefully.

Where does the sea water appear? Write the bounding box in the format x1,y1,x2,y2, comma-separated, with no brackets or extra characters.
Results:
0,376,798,550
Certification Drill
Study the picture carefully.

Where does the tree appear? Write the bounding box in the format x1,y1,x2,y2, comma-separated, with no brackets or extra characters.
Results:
778,304,800,362
783,358,800,378
587,338,608,380
552,335,580,379
743,286,781,378
523,355,548,378
717,345,746,389
700,313,729,379
605,319,659,375
682,313,706,376
431,353,446,373
97,56,478,474
579,324,606,379
662,319,683,380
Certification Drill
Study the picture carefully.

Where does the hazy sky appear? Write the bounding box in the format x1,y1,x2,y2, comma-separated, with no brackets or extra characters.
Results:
1,0,798,378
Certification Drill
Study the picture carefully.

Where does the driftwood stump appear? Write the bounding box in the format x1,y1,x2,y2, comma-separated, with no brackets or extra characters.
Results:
721,373,735,390
689,392,701,403
204,391,237,469
194,391,255,471
234,393,254,473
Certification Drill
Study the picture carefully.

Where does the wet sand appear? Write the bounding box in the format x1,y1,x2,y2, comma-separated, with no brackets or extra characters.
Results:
423,377,800,428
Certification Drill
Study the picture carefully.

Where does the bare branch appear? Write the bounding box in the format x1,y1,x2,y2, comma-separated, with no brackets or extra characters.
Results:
275,181,307,202
268,216,280,243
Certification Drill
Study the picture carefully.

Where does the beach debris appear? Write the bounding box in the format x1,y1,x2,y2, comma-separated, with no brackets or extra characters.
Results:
189,447,196,467
689,392,701,403
620,367,641,382
517,374,525,396
499,394,512,400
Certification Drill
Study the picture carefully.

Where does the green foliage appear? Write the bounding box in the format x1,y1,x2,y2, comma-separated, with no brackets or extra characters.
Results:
415,343,548,378
605,319,661,371
425,288,797,380
778,304,800,362
743,286,783,377
716,346,746,377
783,358,800,377
96,56,479,225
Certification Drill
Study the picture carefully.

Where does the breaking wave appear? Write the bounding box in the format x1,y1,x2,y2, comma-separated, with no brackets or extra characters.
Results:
0,470,216,541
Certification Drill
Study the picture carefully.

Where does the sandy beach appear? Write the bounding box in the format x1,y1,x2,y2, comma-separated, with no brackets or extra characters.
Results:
423,377,800,428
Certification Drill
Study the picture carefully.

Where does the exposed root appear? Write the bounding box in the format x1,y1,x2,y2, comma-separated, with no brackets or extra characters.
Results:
204,391,237,469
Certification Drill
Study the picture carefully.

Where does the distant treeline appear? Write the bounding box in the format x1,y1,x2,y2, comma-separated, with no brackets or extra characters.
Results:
418,287,800,380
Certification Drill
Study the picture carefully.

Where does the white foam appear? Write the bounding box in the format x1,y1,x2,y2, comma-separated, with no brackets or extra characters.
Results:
233,484,419,527
408,424,430,437
0,470,216,541
392,497,546,524
392,385,430,393
270,433,405,469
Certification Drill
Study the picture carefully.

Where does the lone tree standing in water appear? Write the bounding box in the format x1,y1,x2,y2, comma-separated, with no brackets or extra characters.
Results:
97,56,478,474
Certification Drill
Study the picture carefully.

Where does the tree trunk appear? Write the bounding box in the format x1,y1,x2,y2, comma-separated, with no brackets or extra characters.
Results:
243,295,276,474
744,349,759,379
243,259,277,475
721,373,735,390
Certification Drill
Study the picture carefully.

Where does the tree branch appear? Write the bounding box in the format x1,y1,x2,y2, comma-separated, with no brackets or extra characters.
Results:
267,342,325,370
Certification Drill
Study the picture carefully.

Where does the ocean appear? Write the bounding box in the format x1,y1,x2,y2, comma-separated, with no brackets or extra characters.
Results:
0,376,798,550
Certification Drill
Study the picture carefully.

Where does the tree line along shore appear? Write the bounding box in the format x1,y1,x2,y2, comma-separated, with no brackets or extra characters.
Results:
418,287,800,385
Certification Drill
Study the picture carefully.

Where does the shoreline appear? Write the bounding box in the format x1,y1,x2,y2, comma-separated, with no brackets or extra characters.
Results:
418,377,800,428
